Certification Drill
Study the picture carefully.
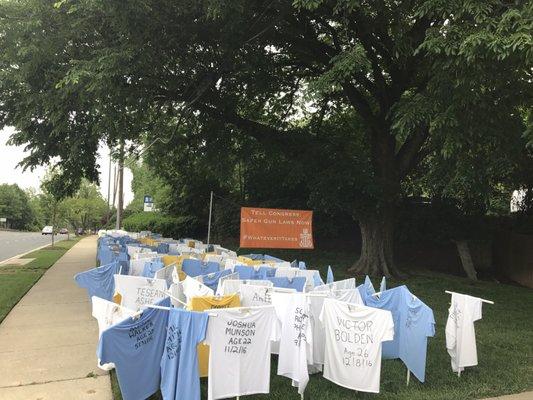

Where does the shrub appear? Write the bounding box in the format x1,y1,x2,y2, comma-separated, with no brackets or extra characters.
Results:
122,212,199,238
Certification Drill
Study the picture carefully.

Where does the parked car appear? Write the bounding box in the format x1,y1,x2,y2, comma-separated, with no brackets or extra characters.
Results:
76,228,85,235
59,228,68,234
41,226,54,235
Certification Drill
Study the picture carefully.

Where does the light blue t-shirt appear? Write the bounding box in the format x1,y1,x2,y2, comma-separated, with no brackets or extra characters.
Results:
234,265,268,280
357,275,376,304
142,259,165,278
160,309,208,400
117,252,130,275
326,265,334,284
182,259,220,277
97,298,170,400
74,262,120,301
97,247,115,267
364,285,435,382
313,271,325,287
199,269,232,291
266,276,306,292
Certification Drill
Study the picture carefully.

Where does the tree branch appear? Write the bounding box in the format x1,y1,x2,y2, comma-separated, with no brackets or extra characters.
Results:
395,125,430,178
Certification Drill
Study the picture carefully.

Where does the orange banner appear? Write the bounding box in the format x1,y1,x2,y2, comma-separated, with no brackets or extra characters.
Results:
240,207,314,249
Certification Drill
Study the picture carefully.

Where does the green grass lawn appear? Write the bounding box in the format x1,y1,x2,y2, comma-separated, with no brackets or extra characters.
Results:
108,247,533,400
0,238,80,322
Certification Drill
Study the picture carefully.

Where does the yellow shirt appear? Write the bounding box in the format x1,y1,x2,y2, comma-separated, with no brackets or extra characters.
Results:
237,256,262,266
189,294,241,377
160,255,187,281
161,255,179,267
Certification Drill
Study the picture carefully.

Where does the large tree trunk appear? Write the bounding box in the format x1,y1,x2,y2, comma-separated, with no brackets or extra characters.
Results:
348,205,401,278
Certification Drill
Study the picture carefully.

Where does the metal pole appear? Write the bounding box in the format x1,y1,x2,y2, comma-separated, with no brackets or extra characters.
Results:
207,191,213,244
115,141,124,230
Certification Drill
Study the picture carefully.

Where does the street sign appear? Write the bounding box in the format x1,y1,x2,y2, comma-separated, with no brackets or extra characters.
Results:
0,217,6,222
143,195,154,212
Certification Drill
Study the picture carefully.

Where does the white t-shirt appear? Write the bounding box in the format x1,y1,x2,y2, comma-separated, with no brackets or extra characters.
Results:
272,292,313,395
182,275,214,301
204,254,226,264
295,269,321,292
319,298,394,393
220,279,273,296
308,295,327,369
91,296,136,370
223,258,241,271
314,277,356,292
113,275,167,311
132,251,159,260
445,293,483,373
331,289,364,305
129,256,160,276
215,272,239,295
239,284,273,307
307,290,363,369
204,307,280,400
274,267,299,279
169,282,186,309
269,261,291,269
154,264,175,287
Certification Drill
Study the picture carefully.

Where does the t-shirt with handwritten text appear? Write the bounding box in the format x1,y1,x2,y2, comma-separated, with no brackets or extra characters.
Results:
113,275,167,311
97,299,170,400
445,292,483,373
204,307,280,400
272,292,312,395
319,298,394,393
239,284,273,307
160,309,208,400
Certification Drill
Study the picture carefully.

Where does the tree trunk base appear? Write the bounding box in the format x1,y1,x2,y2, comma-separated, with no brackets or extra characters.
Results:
348,213,403,279
348,254,403,279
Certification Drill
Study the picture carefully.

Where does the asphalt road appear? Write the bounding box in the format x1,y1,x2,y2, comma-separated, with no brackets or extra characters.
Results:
0,231,67,263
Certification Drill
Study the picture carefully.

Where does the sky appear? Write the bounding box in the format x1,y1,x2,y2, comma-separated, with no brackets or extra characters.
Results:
0,126,133,205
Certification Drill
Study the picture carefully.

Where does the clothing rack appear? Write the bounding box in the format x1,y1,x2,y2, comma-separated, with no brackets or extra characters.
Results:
444,290,494,304
207,304,274,317
131,304,172,319
164,290,187,307
271,287,296,293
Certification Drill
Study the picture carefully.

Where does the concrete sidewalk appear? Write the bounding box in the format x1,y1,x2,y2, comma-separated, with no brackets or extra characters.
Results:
0,236,112,400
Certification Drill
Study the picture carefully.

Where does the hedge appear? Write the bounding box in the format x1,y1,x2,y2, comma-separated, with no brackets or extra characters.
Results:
122,212,199,238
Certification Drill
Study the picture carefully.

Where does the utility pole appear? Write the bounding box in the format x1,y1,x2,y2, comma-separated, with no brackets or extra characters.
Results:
107,150,112,209
106,149,112,225
207,191,213,244
115,141,124,230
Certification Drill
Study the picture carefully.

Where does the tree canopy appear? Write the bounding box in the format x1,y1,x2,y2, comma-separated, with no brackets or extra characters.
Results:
0,183,37,230
0,0,531,275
